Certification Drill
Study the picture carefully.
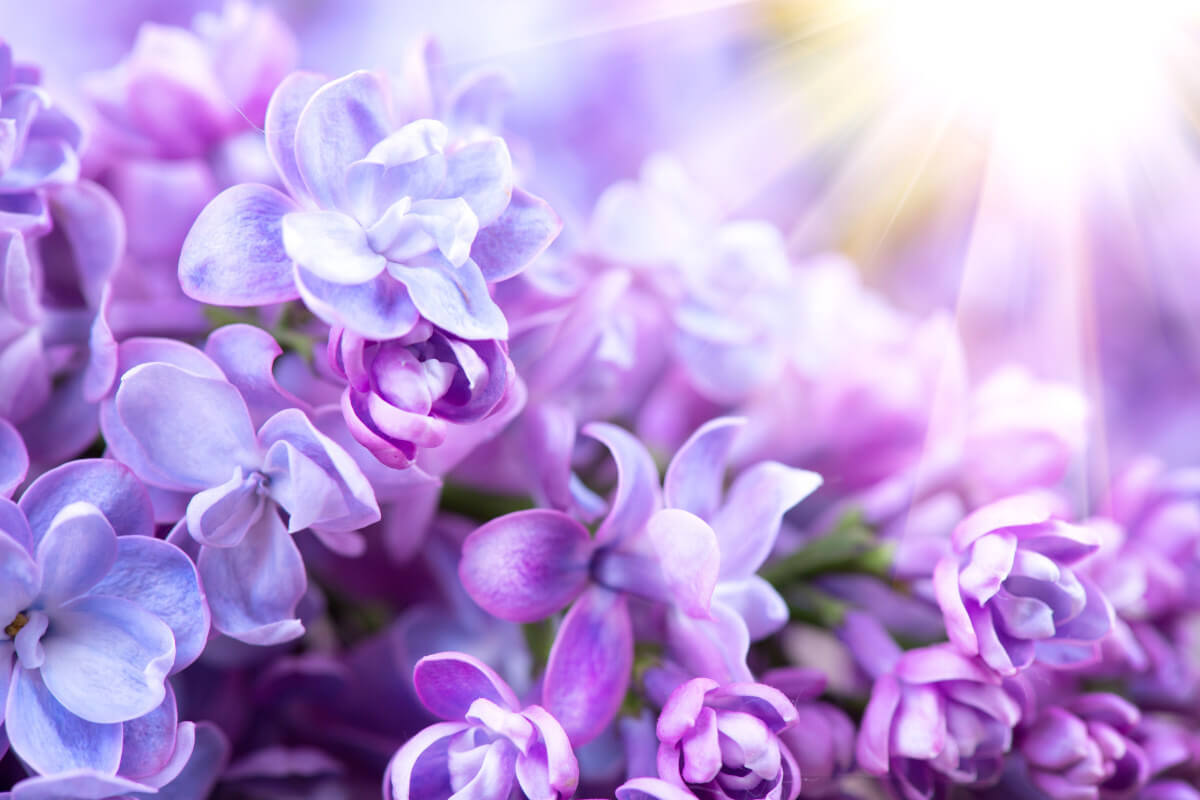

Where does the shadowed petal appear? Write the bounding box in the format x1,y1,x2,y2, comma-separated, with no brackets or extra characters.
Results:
87,536,209,674
40,594,174,724
413,652,520,720
387,721,468,800
459,509,593,623
205,324,308,428
8,771,154,799
179,183,299,306
711,462,821,578
295,263,420,340
185,468,266,548
143,721,230,800
616,777,700,800
543,587,633,746
118,685,177,780
198,510,305,646
6,666,122,775
471,188,561,283
0,417,28,499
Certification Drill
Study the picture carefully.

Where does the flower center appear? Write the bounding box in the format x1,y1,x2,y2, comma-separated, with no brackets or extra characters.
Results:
4,611,29,638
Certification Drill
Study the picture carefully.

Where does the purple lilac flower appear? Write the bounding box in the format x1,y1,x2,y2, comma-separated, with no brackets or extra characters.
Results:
0,459,207,776
384,651,578,800
99,329,378,645
760,668,856,797
1016,694,1149,800
641,677,802,800
0,42,83,234
459,418,819,743
934,492,1114,675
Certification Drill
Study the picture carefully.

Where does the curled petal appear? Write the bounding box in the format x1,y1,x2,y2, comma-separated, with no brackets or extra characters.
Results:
663,417,743,520
389,254,507,341
387,721,469,800
521,705,579,799
543,587,633,746
185,468,266,548
615,777,700,800
711,462,821,578
151,721,231,800
856,673,901,774
205,323,308,426
179,183,300,306
295,263,421,341
583,422,662,547
442,137,513,226
952,492,1057,552
35,502,117,608
459,509,593,623
471,188,561,283
264,71,327,203
282,210,387,284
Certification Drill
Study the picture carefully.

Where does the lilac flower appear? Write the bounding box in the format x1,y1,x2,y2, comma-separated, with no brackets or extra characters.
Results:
0,42,83,234
329,320,514,468
934,492,1114,675
645,677,802,800
760,668,856,797
384,651,578,800
1017,694,1149,800
847,614,1021,800
459,418,819,743
99,330,379,645
178,68,560,343
0,459,208,776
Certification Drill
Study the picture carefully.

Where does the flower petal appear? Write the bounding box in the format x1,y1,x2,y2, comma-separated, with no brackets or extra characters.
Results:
294,70,392,211
35,502,117,608
413,651,520,721
8,770,155,800
389,254,507,341
40,594,174,724
663,417,743,520
5,668,122,775
205,323,308,427
264,71,327,204
645,508,719,618
0,520,39,627
856,673,900,774
442,137,513,226
712,576,789,640
115,363,259,491
615,777,700,800
711,462,821,577
118,684,178,780
197,510,306,646
20,459,155,544
543,587,633,746
179,183,300,306
458,509,593,623
386,721,468,800
185,467,266,548
583,422,662,547
87,535,209,674
470,188,561,283
282,210,387,284
295,263,421,340
148,721,230,800
0,417,28,500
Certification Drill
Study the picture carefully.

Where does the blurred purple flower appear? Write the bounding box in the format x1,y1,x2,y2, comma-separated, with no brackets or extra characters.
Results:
385,651,578,800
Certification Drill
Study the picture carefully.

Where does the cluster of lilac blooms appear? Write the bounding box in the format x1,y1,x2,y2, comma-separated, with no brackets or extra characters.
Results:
2,5,1200,800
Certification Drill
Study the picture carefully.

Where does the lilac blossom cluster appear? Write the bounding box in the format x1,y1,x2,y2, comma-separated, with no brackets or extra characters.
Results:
1,5,1200,800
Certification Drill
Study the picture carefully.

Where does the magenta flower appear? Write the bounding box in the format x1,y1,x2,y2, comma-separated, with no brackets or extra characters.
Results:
934,493,1114,676
385,651,578,800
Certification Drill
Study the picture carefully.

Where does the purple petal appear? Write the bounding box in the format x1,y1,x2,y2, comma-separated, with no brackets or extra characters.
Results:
87,536,209,674
952,492,1056,552
856,673,900,774
933,557,978,656
645,508,719,618
712,576,788,640
386,721,467,800
663,417,743,520
35,502,117,608
150,721,231,800
991,592,1055,640
471,188,561,283
45,180,123,308
894,644,997,685
115,362,259,491
707,684,798,733
666,601,753,684
459,509,593,623
282,210,387,284
264,71,327,204
1052,579,1113,642
413,651,520,721
1022,707,1090,769
205,324,308,427
543,587,633,746
19,459,154,543
711,462,821,578
442,138,513,226
178,183,300,306
616,777,700,800
0,519,39,626
521,705,579,798
295,263,421,340
1019,521,1101,564
389,254,507,341
118,685,178,780
294,70,391,211
583,422,662,547
138,720,195,789
0,228,39,325
959,532,1017,603
40,594,174,724
657,678,719,743
890,684,946,760
5,666,121,775
9,772,153,799
197,510,306,646
185,468,267,547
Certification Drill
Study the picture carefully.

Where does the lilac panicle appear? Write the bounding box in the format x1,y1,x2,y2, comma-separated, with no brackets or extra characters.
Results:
0,459,207,776
99,328,379,645
934,492,1114,676
385,651,578,800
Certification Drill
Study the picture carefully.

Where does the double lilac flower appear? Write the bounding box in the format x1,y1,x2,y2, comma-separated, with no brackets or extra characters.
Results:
934,492,1114,675
0,460,207,777
100,326,379,645
385,651,578,800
